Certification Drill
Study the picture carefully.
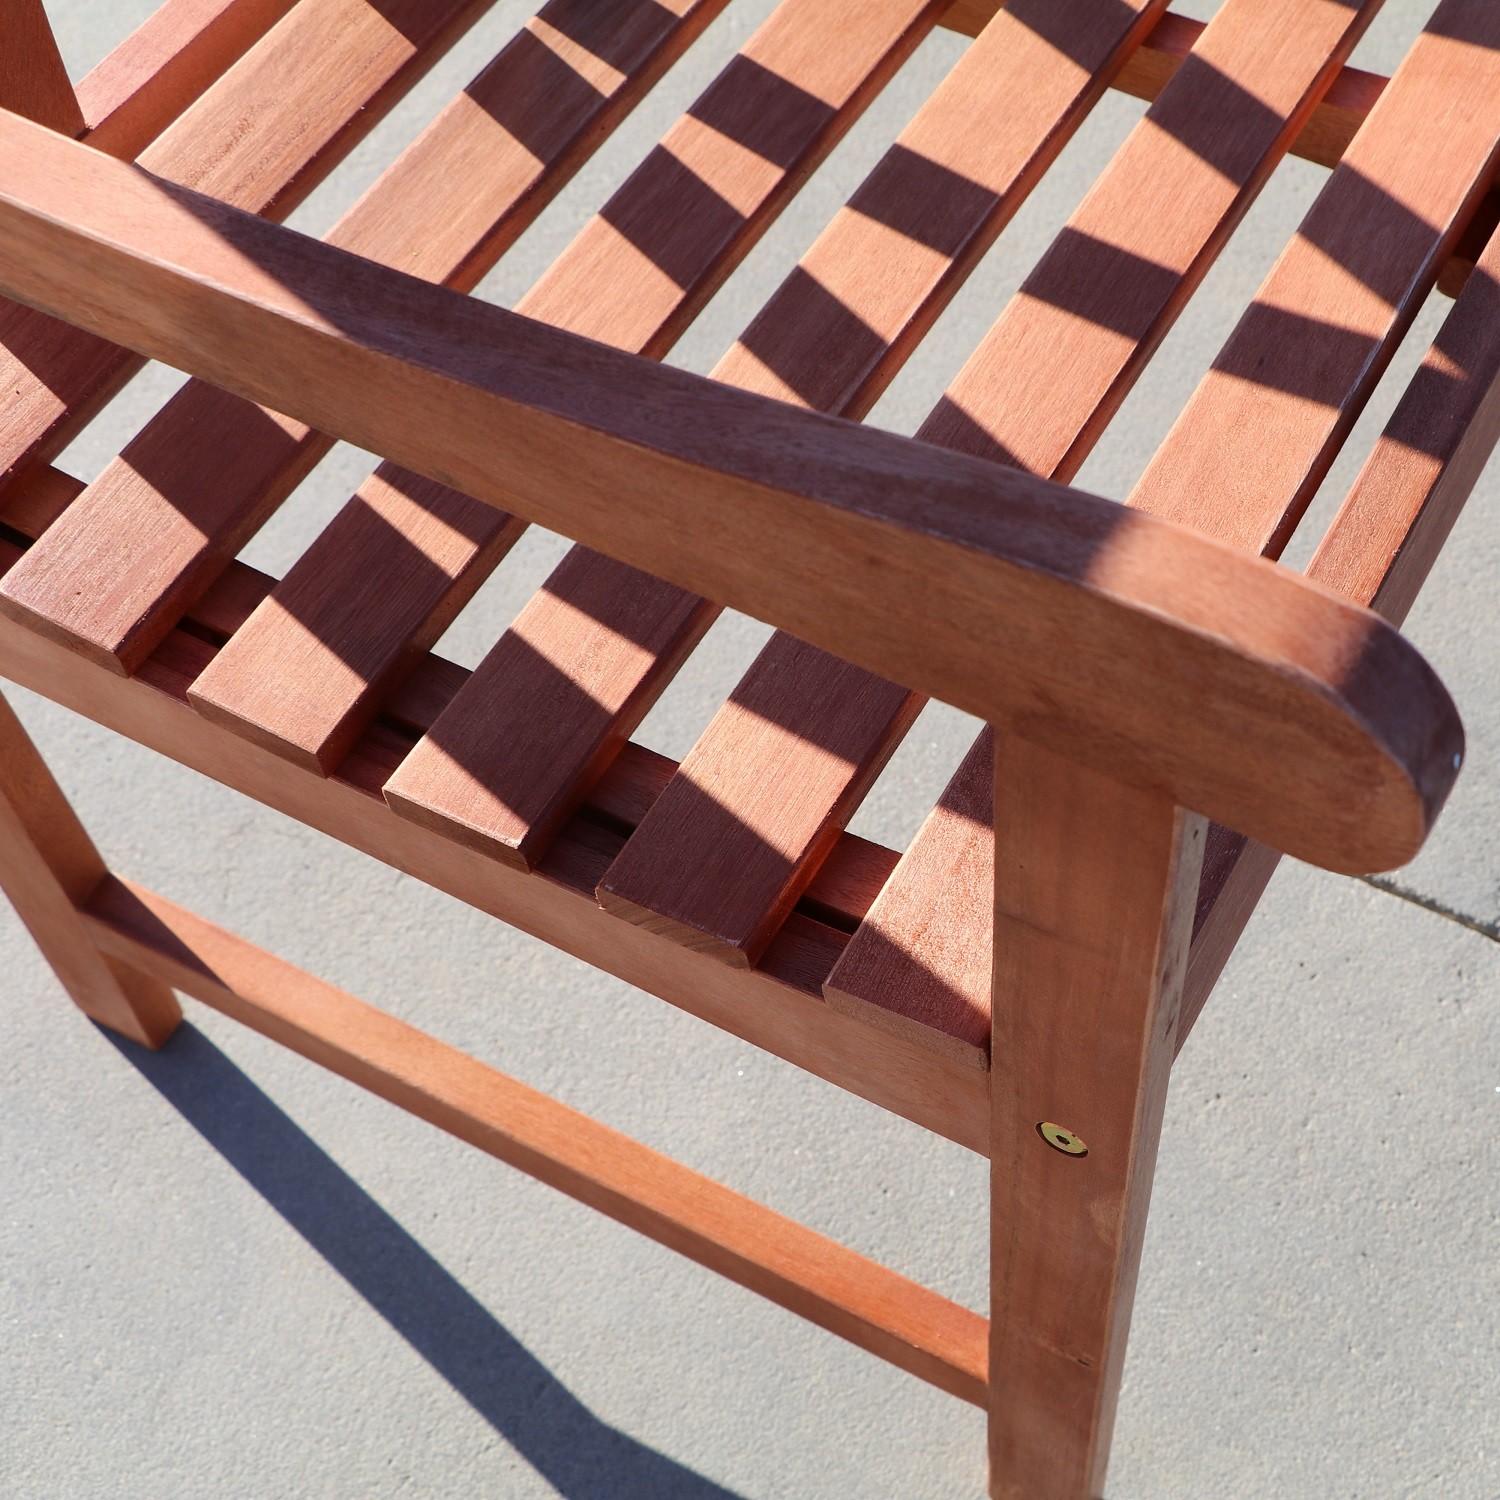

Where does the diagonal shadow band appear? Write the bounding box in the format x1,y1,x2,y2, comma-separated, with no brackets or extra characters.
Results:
105,1024,745,1500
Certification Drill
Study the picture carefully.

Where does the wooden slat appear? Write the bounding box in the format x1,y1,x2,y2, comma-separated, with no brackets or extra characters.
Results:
2,0,86,135
0,575,991,1152
190,472,528,769
828,0,1500,1063
0,462,904,952
193,0,927,777
1,0,726,680
1132,0,1500,553
946,5,1389,173
0,0,494,492
0,108,1463,875
388,0,1170,871
986,741,1204,1497
0,689,180,1049
84,875,988,1405
75,0,301,157
1182,215,1500,1045
602,0,1379,976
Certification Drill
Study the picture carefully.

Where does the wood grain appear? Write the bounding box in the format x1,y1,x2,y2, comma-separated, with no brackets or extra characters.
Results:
0,466,905,950
75,0,301,157
0,582,991,1151
190,470,526,771
0,0,493,490
1131,0,1500,554
0,688,180,1049
0,107,1462,875
453,0,1170,910
1,0,725,678
85,875,987,1405
200,0,898,780
517,0,944,358
2,0,85,135
179,1,733,767
692,0,1376,992
384,0,958,850
1181,213,1500,1049
831,0,1493,1062
987,741,1204,1498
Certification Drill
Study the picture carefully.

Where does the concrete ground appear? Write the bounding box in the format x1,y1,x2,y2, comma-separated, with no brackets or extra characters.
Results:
3,1,1498,1495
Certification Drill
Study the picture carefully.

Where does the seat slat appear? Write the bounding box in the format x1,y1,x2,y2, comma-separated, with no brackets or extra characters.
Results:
829,0,1500,1062
193,0,937,777
0,467,900,948
75,0,303,157
598,0,1379,976
384,0,1168,869
0,0,494,493
0,0,722,679
1132,0,1500,552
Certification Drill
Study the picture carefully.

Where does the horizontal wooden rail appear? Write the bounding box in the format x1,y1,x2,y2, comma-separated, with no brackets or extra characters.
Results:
0,536,988,1149
82,875,988,1405
0,110,1462,874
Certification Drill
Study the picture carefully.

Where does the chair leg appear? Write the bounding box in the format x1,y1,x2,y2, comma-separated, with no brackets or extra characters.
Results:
987,738,1206,1499
0,687,180,1048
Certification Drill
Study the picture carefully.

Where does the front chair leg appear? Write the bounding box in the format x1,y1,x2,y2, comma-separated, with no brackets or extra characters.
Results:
988,736,1206,1498
0,688,180,1048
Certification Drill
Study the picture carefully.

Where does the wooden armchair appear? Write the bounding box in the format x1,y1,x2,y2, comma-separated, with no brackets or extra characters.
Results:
2,0,1495,1492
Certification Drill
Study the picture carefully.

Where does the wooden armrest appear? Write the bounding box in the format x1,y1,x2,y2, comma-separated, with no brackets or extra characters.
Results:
0,108,1462,874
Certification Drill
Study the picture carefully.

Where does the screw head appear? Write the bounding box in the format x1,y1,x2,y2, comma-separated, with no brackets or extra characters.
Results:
1038,1121,1088,1156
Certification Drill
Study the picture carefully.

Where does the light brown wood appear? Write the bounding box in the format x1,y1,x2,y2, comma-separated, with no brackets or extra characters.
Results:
518,0,944,358
0,0,492,490
196,0,889,778
943,6,1389,173
391,0,1168,883
2,0,85,135
613,0,1378,974
829,0,1497,1062
84,874,987,1405
0,687,180,1049
828,728,996,1069
189,471,525,771
597,636,923,964
0,466,906,951
75,0,300,157
0,583,990,1150
384,0,979,853
0,107,1461,874
987,741,1205,1499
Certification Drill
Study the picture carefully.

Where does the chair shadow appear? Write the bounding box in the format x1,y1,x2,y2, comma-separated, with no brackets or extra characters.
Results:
105,1024,746,1500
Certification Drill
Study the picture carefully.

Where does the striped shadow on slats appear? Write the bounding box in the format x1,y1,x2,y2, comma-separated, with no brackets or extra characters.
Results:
828,0,1500,1065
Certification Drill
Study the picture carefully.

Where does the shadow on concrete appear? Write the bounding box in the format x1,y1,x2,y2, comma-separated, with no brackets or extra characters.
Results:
107,1023,746,1500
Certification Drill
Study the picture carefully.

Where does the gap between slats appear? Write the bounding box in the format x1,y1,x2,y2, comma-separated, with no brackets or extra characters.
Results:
169,0,948,806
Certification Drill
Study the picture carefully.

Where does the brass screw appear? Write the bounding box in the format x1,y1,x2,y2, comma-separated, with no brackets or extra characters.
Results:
1038,1121,1087,1156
